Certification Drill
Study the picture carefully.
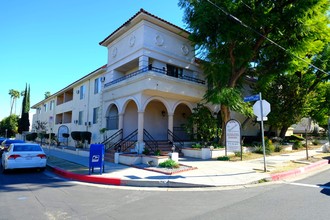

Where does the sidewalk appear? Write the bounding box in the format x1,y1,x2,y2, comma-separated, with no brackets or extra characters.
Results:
43,145,330,188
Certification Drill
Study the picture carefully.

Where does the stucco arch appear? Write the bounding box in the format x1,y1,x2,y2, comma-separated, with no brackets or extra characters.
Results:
105,102,120,117
121,97,141,114
172,100,194,113
142,96,171,114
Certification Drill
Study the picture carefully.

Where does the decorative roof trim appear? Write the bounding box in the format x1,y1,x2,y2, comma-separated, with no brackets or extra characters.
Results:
99,8,189,46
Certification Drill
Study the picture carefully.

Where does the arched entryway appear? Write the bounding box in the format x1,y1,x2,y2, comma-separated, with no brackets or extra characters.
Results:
144,100,168,140
173,103,192,141
122,100,138,137
106,104,119,130
58,125,69,146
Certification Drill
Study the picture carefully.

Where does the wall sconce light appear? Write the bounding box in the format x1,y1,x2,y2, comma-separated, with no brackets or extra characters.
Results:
74,120,78,124
161,110,166,117
88,122,91,126
182,113,186,118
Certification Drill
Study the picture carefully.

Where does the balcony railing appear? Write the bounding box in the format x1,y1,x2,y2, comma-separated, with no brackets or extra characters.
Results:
104,66,205,87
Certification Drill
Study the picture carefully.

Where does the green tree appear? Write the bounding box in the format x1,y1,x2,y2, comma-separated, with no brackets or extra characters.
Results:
0,115,19,138
8,89,20,115
257,41,330,137
185,103,220,145
44,91,51,99
18,84,30,134
179,0,330,143
309,82,330,129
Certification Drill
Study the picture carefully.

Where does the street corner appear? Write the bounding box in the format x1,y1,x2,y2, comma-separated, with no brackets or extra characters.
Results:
270,159,330,181
47,165,122,186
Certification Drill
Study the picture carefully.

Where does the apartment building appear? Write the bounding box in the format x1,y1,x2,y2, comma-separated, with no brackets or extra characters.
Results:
31,9,223,149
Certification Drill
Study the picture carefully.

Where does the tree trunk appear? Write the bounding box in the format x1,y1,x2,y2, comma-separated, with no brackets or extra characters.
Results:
220,105,231,145
279,126,289,139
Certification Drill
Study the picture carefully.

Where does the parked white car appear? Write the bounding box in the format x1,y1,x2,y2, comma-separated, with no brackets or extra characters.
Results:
1,143,47,173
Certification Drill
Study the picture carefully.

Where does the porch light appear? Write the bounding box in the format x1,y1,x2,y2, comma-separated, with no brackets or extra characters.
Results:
161,110,166,117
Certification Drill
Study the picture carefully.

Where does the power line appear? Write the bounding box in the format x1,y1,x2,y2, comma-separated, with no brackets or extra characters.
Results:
206,0,329,75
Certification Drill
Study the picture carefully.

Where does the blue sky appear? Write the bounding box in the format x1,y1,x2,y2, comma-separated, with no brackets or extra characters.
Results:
0,0,186,121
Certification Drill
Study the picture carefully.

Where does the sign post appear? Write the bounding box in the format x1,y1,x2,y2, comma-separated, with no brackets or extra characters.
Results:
244,93,271,172
259,93,267,172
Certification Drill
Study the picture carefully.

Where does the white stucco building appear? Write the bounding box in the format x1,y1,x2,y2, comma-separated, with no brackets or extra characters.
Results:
31,9,218,150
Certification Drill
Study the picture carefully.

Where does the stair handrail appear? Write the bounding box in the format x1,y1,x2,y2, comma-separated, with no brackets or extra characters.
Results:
167,129,184,151
143,129,159,153
102,129,123,151
115,129,138,153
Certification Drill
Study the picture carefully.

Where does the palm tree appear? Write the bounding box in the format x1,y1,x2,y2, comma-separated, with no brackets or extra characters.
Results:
44,91,51,99
8,89,20,115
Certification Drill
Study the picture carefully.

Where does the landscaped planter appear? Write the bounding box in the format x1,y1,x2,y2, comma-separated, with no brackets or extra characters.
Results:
210,148,226,158
118,154,142,165
117,153,169,166
142,155,169,166
182,148,212,159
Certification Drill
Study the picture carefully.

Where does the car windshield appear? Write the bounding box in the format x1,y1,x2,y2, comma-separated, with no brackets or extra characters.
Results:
13,145,42,152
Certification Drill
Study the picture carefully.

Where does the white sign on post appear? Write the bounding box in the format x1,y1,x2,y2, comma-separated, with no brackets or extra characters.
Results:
253,100,271,121
225,119,241,152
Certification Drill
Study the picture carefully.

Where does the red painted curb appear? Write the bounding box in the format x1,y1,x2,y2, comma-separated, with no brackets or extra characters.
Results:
49,166,122,185
270,159,329,181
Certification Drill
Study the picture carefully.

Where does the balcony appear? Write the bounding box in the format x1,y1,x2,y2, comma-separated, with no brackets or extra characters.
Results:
104,66,205,88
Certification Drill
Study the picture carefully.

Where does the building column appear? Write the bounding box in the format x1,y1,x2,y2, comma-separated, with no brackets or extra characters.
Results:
118,113,124,130
168,113,174,142
137,111,144,142
139,55,149,69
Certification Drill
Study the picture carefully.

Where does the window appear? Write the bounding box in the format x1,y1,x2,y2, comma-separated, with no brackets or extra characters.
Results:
80,85,85,100
37,108,41,114
49,100,55,110
43,104,47,112
94,78,101,94
107,105,119,130
166,64,183,78
93,107,99,124
78,111,83,125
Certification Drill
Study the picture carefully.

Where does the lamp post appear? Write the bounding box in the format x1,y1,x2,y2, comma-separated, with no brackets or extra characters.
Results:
5,129,7,138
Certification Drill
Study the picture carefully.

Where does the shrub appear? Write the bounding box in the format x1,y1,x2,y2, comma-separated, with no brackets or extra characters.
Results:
274,143,283,152
253,144,272,155
234,151,242,157
142,148,150,155
213,143,225,149
312,139,320,145
154,149,161,156
26,132,38,141
217,156,230,161
292,141,303,150
192,143,202,149
159,159,180,168
265,138,275,153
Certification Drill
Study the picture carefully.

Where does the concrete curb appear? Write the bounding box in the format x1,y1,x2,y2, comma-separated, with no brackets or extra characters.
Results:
47,166,122,185
270,159,329,181
47,158,330,188
47,165,203,188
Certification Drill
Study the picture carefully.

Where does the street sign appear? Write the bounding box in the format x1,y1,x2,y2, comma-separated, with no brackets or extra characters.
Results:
243,94,260,102
253,100,271,119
